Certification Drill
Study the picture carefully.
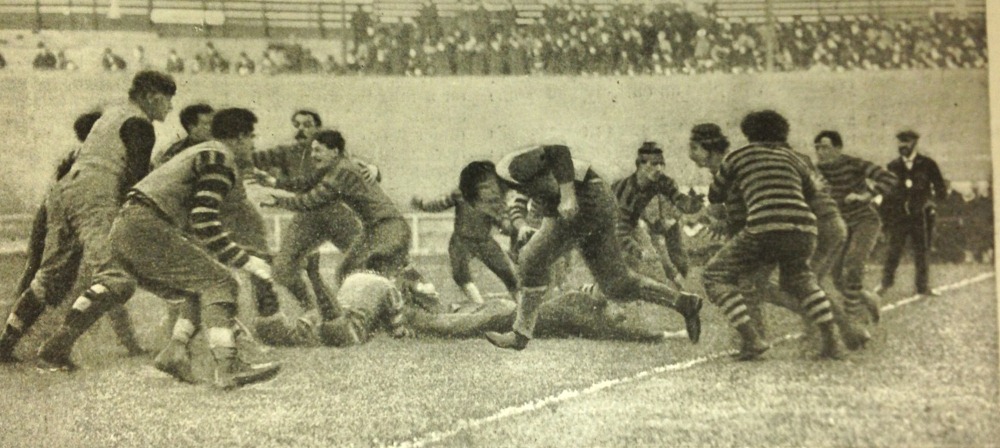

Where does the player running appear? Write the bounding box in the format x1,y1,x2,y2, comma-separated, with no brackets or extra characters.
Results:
460,145,702,351
3,71,175,370
814,130,895,323
0,111,145,363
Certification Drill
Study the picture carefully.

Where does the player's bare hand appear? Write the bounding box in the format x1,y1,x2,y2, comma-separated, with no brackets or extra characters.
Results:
241,256,273,280
252,169,277,188
845,192,872,203
558,195,579,220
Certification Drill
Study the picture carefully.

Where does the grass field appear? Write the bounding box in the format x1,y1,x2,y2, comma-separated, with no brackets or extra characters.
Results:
0,253,996,447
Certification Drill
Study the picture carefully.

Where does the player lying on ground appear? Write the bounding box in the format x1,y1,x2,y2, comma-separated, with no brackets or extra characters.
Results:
314,269,675,347
411,161,520,305
1,111,146,363
458,145,702,351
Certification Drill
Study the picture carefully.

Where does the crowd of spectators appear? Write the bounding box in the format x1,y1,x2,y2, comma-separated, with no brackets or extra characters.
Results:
933,181,994,265
332,1,987,76
11,1,987,75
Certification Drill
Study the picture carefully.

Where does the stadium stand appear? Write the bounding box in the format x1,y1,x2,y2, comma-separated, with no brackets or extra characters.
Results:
0,1,986,74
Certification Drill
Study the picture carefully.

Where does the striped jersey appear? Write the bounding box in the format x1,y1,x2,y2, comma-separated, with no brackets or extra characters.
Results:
817,154,897,223
414,189,502,240
272,156,401,224
131,140,252,267
611,172,702,248
709,142,818,235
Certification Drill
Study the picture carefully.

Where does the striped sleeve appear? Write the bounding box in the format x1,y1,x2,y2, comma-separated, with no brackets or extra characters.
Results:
190,150,249,267
654,173,703,213
413,189,460,212
274,169,346,212
862,158,898,197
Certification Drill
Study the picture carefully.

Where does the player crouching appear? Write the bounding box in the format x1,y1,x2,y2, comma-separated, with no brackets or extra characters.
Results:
112,108,281,389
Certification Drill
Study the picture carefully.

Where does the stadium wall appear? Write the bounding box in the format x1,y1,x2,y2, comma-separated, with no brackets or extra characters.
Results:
0,70,989,211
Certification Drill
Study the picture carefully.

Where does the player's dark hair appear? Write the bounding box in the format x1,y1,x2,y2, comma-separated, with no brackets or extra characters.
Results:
740,110,789,143
128,70,177,101
179,103,214,133
73,111,102,142
211,108,257,140
292,109,322,127
690,123,730,154
459,161,498,203
814,130,843,148
314,129,346,154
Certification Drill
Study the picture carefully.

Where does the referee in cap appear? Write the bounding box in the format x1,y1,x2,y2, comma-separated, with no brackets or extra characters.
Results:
877,130,948,297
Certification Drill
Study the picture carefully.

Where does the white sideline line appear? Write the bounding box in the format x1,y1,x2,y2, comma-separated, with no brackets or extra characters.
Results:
390,272,996,448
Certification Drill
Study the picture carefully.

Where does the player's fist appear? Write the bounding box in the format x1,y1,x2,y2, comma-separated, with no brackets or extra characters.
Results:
252,169,277,188
516,225,537,244
359,163,379,183
260,195,282,209
558,194,579,220
845,192,872,204
241,256,273,280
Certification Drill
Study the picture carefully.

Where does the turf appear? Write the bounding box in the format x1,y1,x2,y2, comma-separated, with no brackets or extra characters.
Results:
0,253,996,447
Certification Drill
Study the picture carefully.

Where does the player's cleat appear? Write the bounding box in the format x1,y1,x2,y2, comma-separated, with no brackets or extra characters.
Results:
873,284,889,296
677,292,703,344
154,340,197,384
918,289,941,297
817,324,848,360
485,331,529,351
840,325,871,351
36,335,78,372
35,350,78,373
212,356,281,390
733,340,771,361
733,322,769,361
861,291,882,324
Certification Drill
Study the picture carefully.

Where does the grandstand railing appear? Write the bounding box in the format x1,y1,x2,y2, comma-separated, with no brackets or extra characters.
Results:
0,0,985,37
